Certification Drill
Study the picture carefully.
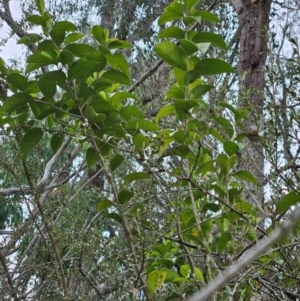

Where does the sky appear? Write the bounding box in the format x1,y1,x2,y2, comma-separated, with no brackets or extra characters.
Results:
0,1,23,60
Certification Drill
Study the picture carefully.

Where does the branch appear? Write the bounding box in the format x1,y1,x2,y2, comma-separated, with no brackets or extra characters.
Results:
188,207,300,301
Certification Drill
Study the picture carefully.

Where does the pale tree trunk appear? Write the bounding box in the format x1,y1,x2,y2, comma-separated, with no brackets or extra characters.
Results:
230,0,272,210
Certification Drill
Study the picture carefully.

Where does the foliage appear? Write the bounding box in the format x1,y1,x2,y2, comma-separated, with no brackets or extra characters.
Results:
1,0,300,300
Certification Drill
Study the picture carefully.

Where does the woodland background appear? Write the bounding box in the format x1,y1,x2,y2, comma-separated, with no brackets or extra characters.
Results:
1,0,300,300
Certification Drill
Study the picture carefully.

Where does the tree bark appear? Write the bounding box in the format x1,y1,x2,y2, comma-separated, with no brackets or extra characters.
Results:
230,0,272,208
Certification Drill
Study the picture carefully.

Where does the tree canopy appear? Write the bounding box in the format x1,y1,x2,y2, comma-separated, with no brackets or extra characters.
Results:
1,0,300,300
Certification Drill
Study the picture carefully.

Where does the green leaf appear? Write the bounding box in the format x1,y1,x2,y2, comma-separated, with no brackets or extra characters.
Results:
189,85,213,99
65,43,98,58
53,21,77,31
123,172,149,183
50,27,65,46
155,105,176,124
157,26,185,39
68,60,98,80
195,267,204,283
180,39,199,55
85,106,97,123
38,78,56,99
26,51,58,73
184,70,201,85
127,120,159,131
50,133,64,153
218,233,231,252
106,53,130,76
35,0,45,14
110,154,124,172
86,147,98,168
277,191,300,214
223,141,239,156
216,116,234,138
107,39,132,49
147,271,166,295
232,171,257,185
92,25,106,44
59,50,74,65
158,11,182,25
167,85,185,99
20,128,43,155
120,106,144,121
7,73,28,91
102,70,130,85
40,70,66,82
174,99,199,121
97,199,114,212
0,93,33,113
180,264,191,278
195,58,235,75
0,57,7,74
155,42,188,71
64,32,84,44
193,10,220,22
192,32,227,50
17,33,42,45
26,15,46,26
118,190,133,204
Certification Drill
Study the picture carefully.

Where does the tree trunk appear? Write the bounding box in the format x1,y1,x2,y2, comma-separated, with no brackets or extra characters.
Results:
230,0,272,209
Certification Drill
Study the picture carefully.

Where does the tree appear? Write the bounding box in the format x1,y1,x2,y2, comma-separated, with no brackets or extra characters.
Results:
1,0,300,300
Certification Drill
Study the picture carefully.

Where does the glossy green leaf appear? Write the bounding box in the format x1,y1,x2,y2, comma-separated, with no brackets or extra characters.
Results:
97,199,114,212
193,10,220,22
86,147,98,168
184,70,201,85
180,39,199,55
123,172,149,183
127,120,159,131
232,170,257,185
174,99,199,121
65,43,98,58
192,32,227,50
7,73,28,91
155,105,176,124
195,58,235,75
53,21,77,31
0,93,33,113
189,85,213,99
26,51,58,73
102,70,130,85
223,141,239,156
68,60,98,80
107,39,132,49
64,32,84,44
26,15,46,26
120,106,144,121
17,34,42,45
35,0,45,14
118,190,133,204
50,133,64,153
277,191,300,214
158,11,182,25
155,42,188,71
157,26,185,39
59,50,74,65
38,78,56,99
40,70,66,82
50,27,65,46
106,53,130,76
110,154,124,172
216,116,234,138
92,25,106,45
20,128,43,155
